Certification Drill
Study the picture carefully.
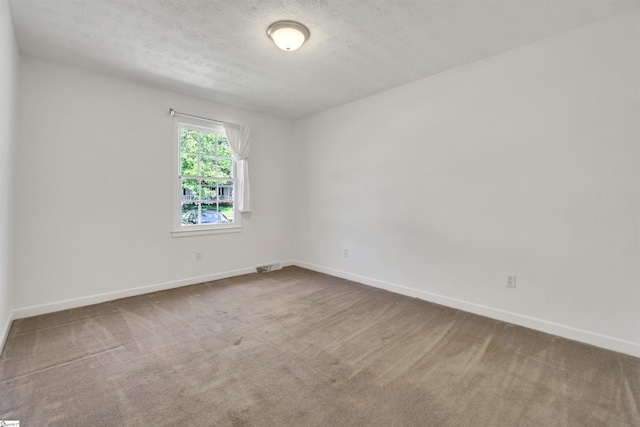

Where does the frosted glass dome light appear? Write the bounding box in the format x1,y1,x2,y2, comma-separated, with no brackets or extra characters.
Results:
267,21,310,52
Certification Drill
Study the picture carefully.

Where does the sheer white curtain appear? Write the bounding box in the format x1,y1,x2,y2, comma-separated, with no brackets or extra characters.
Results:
223,122,252,212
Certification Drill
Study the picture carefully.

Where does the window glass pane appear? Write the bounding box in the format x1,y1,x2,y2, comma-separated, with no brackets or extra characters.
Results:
181,153,198,176
181,209,196,225
218,136,232,157
181,178,200,203
218,179,234,222
218,202,234,223
200,133,216,155
200,155,216,177
202,179,228,224
218,180,234,202
181,178,200,225
201,180,218,205
200,208,231,224
180,129,199,154
217,158,232,178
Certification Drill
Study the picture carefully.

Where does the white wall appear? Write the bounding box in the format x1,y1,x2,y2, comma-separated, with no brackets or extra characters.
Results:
0,0,19,350
293,12,640,356
6,8,639,357
14,56,294,312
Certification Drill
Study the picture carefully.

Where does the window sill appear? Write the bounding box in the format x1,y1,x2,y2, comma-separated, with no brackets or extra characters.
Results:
171,225,242,238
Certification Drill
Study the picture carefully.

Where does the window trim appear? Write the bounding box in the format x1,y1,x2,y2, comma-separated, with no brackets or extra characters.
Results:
171,116,242,237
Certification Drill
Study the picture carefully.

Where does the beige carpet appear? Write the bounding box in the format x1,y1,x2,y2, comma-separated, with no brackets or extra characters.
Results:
1,266,638,426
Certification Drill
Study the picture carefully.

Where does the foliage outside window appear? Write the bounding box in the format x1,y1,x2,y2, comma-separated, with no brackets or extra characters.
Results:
177,122,237,231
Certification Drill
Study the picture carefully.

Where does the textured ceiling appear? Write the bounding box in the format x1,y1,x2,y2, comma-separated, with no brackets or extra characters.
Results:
8,0,640,119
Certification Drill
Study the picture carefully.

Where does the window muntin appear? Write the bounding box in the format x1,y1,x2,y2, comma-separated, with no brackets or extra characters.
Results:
174,120,239,234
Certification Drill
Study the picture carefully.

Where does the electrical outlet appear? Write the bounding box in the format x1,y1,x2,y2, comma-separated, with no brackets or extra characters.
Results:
506,274,516,288
343,248,349,257
195,252,201,262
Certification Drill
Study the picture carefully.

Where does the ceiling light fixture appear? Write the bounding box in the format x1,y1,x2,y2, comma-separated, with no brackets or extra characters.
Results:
267,21,310,52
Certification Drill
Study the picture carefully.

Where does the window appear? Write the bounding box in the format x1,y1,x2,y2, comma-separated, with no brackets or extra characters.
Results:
172,118,241,236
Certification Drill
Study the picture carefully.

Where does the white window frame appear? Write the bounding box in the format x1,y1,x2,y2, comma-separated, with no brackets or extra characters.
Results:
171,116,241,237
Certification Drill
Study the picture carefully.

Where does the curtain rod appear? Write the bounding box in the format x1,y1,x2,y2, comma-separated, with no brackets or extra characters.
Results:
169,108,224,125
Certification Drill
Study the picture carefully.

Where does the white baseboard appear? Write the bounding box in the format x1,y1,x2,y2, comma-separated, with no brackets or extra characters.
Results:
6,261,638,358
292,260,640,358
11,266,257,320
0,310,15,358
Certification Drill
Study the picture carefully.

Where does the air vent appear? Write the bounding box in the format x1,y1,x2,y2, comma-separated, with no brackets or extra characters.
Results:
256,262,282,273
